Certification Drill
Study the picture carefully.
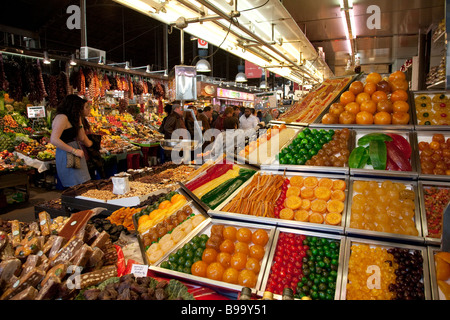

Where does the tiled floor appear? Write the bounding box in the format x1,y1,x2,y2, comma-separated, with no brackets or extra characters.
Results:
0,187,62,222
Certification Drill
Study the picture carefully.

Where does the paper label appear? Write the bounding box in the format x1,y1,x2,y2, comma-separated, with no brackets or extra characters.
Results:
130,264,148,278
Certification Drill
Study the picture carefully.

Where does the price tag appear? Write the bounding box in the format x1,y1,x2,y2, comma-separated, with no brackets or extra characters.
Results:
130,264,149,278
27,106,46,118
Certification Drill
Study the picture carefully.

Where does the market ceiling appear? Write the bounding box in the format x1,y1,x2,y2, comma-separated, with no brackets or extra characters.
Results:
0,0,445,83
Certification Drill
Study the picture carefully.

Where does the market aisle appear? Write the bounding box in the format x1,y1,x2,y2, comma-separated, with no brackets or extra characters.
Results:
0,187,62,222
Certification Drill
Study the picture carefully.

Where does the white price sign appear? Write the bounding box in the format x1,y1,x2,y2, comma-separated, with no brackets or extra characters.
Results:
130,264,149,278
27,106,46,118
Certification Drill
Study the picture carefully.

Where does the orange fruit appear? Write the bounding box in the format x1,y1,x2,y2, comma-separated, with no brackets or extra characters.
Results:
202,248,218,264
290,176,304,187
391,111,410,125
356,111,374,125
311,199,328,214
301,188,315,200
392,100,410,113
391,89,408,102
349,81,364,95
245,257,261,274
222,226,237,241
304,176,319,188
314,186,331,201
371,91,388,103
279,208,295,220
222,267,239,284
249,244,265,261
285,196,303,210
236,227,252,243
206,262,225,281
355,92,372,105
366,72,382,84
318,178,334,189
377,100,393,113
364,82,377,96
230,252,247,270
345,102,361,114
219,239,235,254
339,110,356,124
388,70,406,82
286,186,301,197
238,269,257,288
251,229,269,246
374,111,392,125
191,260,208,277
234,241,249,254
389,79,409,92
340,91,356,105
360,100,377,114
216,252,232,268
158,200,172,209
322,113,339,124
170,194,186,203
329,103,345,116
138,214,150,226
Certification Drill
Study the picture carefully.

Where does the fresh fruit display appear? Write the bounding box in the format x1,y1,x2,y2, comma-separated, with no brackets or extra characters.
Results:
276,127,350,167
346,244,425,300
0,134,15,152
264,232,340,299
349,180,419,236
106,207,143,232
222,173,346,227
0,151,29,172
145,211,206,264
100,135,140,154
348,132,412,171
423,186,450,239
279,75,353,123
418,133,450,175
159,224,269,289
136,193,187,234
434,251,450,300
238,124,296,165
415,93,450,125
186,163,256,210
321,71,410,125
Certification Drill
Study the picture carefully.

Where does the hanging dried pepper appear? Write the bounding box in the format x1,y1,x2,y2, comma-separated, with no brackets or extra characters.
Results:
79,68,86,96
0,53,9,91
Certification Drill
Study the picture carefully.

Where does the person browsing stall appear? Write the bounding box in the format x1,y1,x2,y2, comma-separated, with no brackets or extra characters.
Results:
50,94,93,188
239,107,259,130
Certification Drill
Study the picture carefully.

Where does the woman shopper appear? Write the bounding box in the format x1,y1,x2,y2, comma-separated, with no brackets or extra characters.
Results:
50,94,93,188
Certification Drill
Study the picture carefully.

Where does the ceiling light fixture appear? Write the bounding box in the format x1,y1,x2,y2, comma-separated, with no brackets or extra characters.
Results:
196,59,211,72
340,0,356,57
69,54,77,66
235,64,247,82
43,51,51,64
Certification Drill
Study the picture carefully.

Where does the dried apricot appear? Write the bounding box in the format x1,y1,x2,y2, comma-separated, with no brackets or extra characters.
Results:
332,180,346,191
331,190,346,202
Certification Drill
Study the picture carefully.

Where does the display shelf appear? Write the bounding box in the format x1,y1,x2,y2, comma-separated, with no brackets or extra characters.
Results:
413,130,450,181
349,128,418,180
258,227,346,300
209,170,349,235
344,176,424,245
149,218,277,297
339,237,431,300
418,180,450,246
411,90,450,130
427,246,450,300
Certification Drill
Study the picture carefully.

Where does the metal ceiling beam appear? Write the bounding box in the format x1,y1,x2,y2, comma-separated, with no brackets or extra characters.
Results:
194,0,320,82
